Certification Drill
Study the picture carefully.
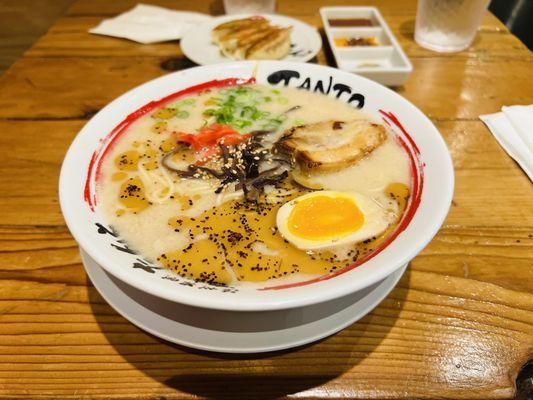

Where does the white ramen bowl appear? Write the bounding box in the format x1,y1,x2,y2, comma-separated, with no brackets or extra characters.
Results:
60,61,453,311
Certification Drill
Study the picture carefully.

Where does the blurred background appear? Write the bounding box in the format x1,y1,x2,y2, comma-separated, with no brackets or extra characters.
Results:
0,0,531,75
489,0,533,49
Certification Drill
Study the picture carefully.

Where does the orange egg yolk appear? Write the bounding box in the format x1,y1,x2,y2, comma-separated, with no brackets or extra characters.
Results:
287,195,365,240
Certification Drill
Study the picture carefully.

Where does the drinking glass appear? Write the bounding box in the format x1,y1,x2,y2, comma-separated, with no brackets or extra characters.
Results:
223,0,276,15
415,0,490,52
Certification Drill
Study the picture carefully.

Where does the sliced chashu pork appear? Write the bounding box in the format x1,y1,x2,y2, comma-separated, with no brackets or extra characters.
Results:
276,119,387,172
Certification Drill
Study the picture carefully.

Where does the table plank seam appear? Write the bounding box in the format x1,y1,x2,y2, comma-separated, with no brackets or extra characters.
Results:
14,53,533,62
0,245,78,254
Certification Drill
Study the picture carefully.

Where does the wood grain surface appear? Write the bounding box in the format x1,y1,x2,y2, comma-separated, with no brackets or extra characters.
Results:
0,0,74,74
0,0,532,398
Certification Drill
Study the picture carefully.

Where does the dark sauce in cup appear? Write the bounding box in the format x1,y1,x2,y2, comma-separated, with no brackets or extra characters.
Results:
328,18,374,27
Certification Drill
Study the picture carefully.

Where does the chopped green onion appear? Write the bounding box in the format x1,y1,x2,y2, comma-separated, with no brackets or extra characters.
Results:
240,106,256,119
234,119,252,129
197,85,292,132
269,115,286,125
254,110,263,120
261,123,278,131
176,110,189,119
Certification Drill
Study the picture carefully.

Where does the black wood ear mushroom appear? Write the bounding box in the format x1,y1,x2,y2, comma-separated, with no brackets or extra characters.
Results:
515,359,533,400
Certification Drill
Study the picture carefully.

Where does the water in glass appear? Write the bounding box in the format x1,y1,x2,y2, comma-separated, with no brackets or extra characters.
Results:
415,0,490,52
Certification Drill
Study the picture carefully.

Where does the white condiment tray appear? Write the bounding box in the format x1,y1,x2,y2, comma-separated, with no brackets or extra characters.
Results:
320,7,412,86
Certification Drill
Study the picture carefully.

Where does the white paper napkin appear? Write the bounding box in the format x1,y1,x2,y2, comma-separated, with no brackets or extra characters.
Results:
89,4,212,44
480,105,533,181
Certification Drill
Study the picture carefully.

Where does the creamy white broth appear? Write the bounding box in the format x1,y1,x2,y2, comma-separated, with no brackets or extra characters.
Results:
292,139,410,214
99,84,411,286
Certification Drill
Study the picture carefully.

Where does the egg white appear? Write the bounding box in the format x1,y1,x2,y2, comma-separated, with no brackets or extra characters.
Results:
276,190,396,251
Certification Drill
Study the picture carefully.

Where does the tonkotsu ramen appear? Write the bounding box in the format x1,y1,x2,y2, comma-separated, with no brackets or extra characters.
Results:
98,83,412,287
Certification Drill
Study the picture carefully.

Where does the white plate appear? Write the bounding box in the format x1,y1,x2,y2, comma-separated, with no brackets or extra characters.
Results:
181,14,322,65
82,248,407,353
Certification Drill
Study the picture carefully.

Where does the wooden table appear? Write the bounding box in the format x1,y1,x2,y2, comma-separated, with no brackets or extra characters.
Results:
0,0,532,398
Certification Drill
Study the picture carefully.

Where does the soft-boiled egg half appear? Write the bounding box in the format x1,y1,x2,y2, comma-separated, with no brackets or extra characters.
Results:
276,191,395,251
